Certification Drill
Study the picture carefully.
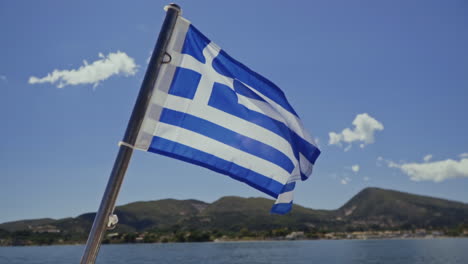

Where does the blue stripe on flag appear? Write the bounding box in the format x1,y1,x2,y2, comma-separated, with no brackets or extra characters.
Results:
168,67,201,99
148,136,284,197
233,79,265,102
208,82,321,166
270,202,293,214
293,133,321,165
159,108,296,174
282,182,296,193
270,182,296,214
212,49,299,117
181,25,210,64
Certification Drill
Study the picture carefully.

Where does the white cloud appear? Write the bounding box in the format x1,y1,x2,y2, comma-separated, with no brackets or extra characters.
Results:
459,153,468,158
423,154,433,162
329,132,342,146
363,177,370,182
388,157,468,182
0,75,6,82
351,164,360,173
344,145,352,152
340,177,351,185
29,51,137,88
386,159,400,168
328,113,384,149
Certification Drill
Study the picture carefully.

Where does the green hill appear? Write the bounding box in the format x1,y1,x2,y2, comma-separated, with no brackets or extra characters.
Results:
335,187,468,230
114,199,208,231
0,218,56,232
1,187,467,245
179,196,331,233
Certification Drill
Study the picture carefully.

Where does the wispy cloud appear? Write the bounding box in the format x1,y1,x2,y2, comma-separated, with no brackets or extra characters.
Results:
331,172,352,185
423,154,433,162
344,145,352,152
460,153,468,158
387,156,468,182
29,51,137,88
0,75,6,82
340,177,351,185
329,113,384,150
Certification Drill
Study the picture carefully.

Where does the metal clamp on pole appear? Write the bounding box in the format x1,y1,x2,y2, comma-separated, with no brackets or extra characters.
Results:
162,52,172,64
80,3,182,264
118,141,135,149
106,214,119,230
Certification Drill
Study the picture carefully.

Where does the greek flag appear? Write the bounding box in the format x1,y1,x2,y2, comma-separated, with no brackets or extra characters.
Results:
135,16,320,214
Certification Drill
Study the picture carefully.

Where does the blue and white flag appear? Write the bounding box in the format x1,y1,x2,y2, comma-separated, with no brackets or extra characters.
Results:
135,16,320,214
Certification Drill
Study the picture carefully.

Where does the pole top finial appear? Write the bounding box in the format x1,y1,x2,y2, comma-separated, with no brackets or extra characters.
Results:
164,3,182,15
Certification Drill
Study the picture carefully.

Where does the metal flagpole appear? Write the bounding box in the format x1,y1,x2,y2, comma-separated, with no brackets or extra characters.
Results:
80,4,181,264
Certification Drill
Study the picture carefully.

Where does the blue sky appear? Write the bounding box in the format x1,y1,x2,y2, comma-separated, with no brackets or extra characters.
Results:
1,0,467,223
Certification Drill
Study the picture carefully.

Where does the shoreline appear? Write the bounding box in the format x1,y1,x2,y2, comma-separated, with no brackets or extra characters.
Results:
2,235,467,247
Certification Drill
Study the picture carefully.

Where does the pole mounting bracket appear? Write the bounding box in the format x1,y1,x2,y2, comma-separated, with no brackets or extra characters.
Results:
162,52,172,64
106,214,119,230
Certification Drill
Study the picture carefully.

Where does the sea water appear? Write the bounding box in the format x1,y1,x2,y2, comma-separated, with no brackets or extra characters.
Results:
0,238,467,264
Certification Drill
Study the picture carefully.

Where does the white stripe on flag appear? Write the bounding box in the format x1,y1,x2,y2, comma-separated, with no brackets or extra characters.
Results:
154,122,291,185
241,82,316,146
275,190,294,204
236,94,287,124
162,93,299,168
300,153,313,177
236,93,317,175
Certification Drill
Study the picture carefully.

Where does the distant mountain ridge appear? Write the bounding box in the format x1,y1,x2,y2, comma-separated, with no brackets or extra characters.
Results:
1,187,468,237
336,187,468,229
